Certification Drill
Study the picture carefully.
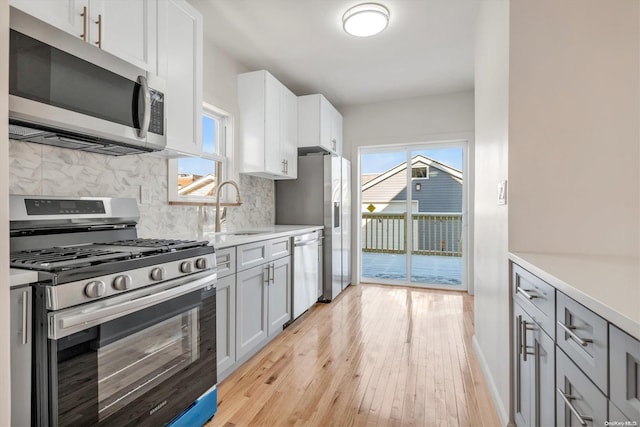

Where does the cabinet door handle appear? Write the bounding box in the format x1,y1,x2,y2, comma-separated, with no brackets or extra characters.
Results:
270,264,275,283
264,266,270,284
521,318,535,361
95,14,103,48
557,388,593,426
516,315,522,411
21,290,29,345
80,6,88,41
558,321,593,347
331,138,337,151
516,287,537,299
521,318,528,361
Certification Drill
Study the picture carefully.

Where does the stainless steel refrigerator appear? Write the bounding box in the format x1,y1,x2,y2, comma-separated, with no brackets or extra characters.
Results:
276,154,351,301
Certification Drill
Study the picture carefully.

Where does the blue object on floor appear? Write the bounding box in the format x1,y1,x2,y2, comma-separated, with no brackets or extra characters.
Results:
167,385,217,427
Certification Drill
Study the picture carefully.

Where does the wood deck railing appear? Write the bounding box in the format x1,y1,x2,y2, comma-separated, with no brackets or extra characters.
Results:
362,212,462,257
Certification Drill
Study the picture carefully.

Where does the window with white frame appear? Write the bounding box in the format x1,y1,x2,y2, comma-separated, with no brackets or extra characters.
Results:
168,103,233,203
411,165,429,178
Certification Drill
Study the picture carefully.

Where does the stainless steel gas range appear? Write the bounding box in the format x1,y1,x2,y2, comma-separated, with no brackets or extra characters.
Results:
9,195,218,427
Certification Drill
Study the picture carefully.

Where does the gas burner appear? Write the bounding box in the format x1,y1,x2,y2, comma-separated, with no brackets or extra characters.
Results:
103,238,207,251
10,246,132,270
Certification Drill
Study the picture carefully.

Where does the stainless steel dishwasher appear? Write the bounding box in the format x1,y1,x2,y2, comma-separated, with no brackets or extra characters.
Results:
292,230,323,320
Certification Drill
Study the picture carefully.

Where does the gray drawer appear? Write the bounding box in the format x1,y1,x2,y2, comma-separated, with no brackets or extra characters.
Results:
609,324,640,421
556,348,607,426
556,292,608,394
268,236,290,260
512,263,556,338
237,240,268,272
216,247,236,278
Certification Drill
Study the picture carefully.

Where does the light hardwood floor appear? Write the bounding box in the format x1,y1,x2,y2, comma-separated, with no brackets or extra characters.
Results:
207,284,500,427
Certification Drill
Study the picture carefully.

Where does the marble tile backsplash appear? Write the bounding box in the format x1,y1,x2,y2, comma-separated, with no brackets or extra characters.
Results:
8,140,275,238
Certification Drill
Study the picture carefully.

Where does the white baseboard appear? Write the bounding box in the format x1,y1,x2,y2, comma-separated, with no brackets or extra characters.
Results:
471,335,514,427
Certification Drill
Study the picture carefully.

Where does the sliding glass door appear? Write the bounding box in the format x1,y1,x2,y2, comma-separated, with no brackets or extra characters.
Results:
360,142,466,289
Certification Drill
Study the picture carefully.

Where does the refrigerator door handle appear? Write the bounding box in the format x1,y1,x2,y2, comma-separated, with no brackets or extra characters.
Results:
334,202,340,228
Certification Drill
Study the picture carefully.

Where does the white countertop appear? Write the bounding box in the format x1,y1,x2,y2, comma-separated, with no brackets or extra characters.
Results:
510,252,640,340
10,269,39,288
201,225,324,249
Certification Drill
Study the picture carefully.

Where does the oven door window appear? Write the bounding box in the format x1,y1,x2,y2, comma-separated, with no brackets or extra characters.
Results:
98,307,199,421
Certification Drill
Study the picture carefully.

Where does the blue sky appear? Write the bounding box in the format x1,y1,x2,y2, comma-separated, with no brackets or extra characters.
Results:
361,147,463,174
178,116,216,176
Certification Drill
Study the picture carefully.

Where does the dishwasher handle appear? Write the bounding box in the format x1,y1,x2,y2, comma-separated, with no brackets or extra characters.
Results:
294,239,321,247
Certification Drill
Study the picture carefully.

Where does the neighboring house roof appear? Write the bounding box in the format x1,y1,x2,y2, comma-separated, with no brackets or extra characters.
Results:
361,173,379,186
362,155,463,213
178,174,218,196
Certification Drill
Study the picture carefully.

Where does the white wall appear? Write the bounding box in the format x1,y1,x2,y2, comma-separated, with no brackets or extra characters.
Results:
509,0,640,257
342,91,475,289
343,91,475,161
473,1,510,425
1,0,11,423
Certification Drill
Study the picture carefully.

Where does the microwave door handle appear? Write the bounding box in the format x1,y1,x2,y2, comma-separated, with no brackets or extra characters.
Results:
136,75,151,138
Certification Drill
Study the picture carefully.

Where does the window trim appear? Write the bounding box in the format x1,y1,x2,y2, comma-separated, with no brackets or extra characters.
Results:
167,103,234,204
411,165,429,179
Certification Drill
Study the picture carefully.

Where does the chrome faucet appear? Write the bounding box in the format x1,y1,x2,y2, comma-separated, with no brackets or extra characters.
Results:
215,180,243,232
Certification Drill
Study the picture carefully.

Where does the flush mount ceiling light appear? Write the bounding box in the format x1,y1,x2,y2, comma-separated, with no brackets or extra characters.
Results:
342,3,390,37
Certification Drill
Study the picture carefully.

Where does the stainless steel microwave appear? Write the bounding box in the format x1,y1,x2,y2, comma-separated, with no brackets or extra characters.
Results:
8,7,166,156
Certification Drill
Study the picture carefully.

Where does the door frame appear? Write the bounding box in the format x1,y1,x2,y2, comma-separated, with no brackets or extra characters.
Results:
356,139,471,292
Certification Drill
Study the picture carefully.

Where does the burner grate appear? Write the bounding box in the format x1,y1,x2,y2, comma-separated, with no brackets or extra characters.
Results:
10,247,132,269
103,238,206,251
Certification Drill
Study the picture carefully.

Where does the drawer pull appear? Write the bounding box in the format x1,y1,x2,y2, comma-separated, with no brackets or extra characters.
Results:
516,287,537,299
557,388,593,426
217,260,232,267
558,321,593,347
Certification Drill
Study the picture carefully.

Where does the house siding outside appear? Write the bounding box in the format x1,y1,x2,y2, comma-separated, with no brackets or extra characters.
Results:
362,157,462,254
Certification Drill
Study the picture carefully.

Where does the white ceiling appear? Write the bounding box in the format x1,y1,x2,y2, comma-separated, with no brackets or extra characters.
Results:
187,0,479,109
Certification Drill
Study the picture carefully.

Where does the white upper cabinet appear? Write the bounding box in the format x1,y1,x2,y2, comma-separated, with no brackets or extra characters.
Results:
238,70,298,180
156,0,203,157
298,94,343,156
11,0,158,73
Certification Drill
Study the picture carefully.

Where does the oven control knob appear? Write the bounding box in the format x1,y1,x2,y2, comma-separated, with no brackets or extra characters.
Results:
195,258,207,270
112,275,132,291
150,267,166,281
180,261,193,274
84,281,106,298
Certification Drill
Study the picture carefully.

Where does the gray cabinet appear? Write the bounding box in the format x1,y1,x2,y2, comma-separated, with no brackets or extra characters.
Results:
10,286,32,427
216,274,236,374
236,263,269,360
556,349,607,426
513,268,555,427
609,325,640,421
235,236,292,360
220,235,294,377
556,292,608,394
268,256,291,335
215,247,236,278
512,259,640,427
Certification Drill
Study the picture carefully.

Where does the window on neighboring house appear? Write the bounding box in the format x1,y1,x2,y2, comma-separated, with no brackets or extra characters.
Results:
168,103,233,203
411,165,429,178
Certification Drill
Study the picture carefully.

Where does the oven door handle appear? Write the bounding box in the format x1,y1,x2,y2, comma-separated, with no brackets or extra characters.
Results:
49,271,216,340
